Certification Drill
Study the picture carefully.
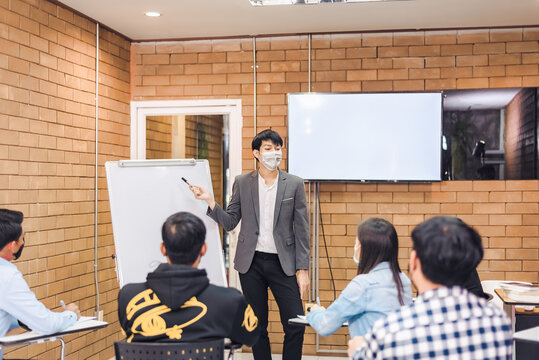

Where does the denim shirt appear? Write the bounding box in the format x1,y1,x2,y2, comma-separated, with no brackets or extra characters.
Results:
0,258,77,342
306,262,412,337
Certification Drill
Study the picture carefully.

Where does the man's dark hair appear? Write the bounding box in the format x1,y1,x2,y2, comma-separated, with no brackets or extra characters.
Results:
161,212,206,265
411,216,483,287
0,209,24,250
251,129,283,151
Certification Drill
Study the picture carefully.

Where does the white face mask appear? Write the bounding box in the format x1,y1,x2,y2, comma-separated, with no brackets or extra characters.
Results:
260,150,282,171
353,242,360,265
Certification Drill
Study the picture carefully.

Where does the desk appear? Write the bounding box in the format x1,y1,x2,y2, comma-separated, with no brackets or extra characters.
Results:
494,289,539,360
0,319,108,360
494,289,539,326
288,316,348,327
514,326,539,345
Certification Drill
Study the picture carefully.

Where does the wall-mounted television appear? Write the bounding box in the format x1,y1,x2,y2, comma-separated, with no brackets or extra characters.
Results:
287,92,442,181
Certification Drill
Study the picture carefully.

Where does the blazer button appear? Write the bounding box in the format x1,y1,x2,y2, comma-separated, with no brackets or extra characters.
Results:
255,231,259,235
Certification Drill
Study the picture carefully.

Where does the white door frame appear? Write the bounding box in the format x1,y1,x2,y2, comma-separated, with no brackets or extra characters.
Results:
130,99,243,199
130,99,243,289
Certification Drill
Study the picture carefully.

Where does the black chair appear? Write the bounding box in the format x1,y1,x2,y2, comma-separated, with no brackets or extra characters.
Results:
224,341,242,360
114,339,224,360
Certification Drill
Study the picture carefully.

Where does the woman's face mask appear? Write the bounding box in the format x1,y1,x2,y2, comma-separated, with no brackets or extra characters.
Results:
353,238,360,265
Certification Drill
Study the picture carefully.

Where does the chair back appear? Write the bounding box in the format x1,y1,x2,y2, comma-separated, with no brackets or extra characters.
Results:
115,339,224,360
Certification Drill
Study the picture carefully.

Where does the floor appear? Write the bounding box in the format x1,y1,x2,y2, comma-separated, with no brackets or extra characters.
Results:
228,352,347,360
108,353,347,360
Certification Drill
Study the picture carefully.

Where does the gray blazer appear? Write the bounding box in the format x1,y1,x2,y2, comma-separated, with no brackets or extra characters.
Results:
207,170,310,276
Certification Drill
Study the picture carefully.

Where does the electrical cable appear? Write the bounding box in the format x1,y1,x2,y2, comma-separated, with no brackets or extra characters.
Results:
318,199,336,301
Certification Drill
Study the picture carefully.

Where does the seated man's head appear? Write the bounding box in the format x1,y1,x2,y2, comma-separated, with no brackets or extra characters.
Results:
0,209,25,261
409,216,483,293
160,212,207,267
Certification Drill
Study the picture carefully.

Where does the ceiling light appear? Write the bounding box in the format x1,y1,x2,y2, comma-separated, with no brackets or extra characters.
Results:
249,0,411,5
145,11,161,17
250,0,295,5
250,0,294,5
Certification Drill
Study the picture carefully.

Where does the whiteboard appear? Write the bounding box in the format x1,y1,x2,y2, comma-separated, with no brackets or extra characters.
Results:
288,92,442,181
105,159,227,288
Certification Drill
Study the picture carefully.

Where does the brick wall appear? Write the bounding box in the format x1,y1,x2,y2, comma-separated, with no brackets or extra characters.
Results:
132,29,539,355
146,115,172,159
0,0,130,358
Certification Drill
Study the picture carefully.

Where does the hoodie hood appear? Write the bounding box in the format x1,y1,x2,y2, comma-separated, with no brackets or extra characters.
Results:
146,263,210,309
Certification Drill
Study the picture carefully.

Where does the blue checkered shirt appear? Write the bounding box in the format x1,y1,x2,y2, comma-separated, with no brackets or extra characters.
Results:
352,286,512,360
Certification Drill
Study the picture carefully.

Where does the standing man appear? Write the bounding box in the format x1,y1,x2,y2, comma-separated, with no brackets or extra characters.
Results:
190,129,310,360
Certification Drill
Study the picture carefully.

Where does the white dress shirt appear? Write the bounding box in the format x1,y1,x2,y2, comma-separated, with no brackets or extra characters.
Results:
255,172,278,254
0,257,77,339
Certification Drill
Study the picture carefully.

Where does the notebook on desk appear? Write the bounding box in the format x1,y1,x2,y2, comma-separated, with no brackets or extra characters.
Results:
288,315,349,327
0,319,108,345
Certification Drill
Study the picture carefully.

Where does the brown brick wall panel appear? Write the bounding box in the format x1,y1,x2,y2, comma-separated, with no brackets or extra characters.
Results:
1,0,129,358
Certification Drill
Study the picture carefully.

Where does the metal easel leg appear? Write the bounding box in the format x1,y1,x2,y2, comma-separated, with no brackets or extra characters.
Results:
511,305,516,360
58,337,66,360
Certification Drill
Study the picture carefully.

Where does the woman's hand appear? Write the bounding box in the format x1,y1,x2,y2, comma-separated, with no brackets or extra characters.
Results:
309,304,325,312
348,336,365,357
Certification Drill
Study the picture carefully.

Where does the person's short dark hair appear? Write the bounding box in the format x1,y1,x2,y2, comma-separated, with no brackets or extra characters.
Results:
411,216,483,287
251,129,283,152
161,212,206,265
0,209,24,250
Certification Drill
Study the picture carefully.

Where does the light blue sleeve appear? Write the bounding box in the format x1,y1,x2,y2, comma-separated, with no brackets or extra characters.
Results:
306,277,368,336
7,315,19,332
0,270,77,335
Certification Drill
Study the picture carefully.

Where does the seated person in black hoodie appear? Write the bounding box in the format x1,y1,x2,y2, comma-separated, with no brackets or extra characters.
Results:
118,211,260,346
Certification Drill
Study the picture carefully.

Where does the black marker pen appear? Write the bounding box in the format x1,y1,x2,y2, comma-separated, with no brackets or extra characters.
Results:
181,177,191,186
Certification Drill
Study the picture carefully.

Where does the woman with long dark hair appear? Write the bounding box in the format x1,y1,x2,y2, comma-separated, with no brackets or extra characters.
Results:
307,218,412,337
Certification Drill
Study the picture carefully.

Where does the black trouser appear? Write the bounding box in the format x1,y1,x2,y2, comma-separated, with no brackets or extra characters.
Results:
239,252,305,360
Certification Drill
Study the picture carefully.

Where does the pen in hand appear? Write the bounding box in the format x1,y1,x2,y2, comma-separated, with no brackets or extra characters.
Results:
181,177,191,186
60,301,81,319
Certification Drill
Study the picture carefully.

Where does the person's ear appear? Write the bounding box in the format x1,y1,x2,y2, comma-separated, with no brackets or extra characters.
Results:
199,243,207,258
409,250,418,272
253,149,260,161
160,243,167,257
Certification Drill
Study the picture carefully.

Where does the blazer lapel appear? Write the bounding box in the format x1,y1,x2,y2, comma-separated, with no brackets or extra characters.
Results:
273,170,287,229
250,171,260,228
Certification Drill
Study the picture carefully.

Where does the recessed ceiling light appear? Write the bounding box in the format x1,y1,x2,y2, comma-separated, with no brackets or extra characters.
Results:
249,0,411,5
145,11,161,17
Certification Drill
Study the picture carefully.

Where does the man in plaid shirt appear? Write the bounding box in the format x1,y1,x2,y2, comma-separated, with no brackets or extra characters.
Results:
348,216,512,360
